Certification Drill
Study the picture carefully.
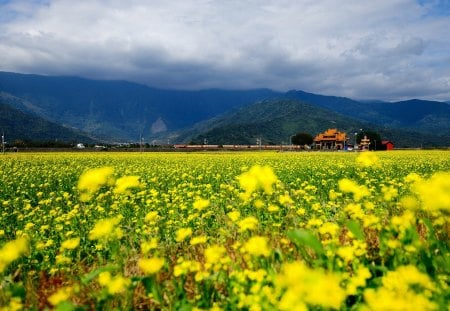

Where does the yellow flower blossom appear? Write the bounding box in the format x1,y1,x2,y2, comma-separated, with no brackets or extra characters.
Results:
241,236,271,257
276,261,346,309
144,211,159,222
114,175,141,195
193,198,210,211
60,237,80,250
138,257,165,275
141,238,158,254
77,167,115,201
346,267,371,295
204,245,227,264
0,237,29,273
88,217,123,240
356,152,380,168
412,171,450,212
338,178,370,201
237,165,278,200
175,228,193,242
48,286,73,306
98,271,130,295
363,265,437,311
227,210,241,222
190,235,208,245
238,216,259,232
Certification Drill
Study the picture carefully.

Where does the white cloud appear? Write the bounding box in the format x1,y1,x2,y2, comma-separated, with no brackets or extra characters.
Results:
0,0,449,100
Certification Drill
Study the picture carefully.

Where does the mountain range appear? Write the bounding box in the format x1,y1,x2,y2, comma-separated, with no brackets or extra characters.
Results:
1,71,449,147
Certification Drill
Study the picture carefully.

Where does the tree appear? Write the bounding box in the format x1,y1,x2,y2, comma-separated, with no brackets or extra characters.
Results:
356,130,382,150
291,132,313,146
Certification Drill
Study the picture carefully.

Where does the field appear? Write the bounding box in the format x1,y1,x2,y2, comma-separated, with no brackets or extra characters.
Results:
0,150,449,310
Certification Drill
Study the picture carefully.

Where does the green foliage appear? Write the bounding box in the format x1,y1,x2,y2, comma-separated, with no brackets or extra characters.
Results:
291,132,313,146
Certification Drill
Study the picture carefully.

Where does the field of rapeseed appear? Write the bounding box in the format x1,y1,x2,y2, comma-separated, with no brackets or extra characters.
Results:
0,150,449,310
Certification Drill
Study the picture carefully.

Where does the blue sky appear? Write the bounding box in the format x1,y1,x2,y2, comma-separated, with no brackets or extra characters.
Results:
0,0,449,101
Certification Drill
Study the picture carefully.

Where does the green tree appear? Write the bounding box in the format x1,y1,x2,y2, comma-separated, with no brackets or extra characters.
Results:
356,130,382,150
291,132,314,146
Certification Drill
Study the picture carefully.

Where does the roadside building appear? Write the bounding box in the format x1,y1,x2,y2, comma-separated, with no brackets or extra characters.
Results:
381,140,394,150
314,128,347,150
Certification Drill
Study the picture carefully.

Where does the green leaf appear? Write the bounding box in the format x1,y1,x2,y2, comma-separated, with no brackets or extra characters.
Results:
346,220,365,240
287,229,324,255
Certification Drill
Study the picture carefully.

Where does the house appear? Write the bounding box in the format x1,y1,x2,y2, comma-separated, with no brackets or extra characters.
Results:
314,128,347,150
381,140,394,150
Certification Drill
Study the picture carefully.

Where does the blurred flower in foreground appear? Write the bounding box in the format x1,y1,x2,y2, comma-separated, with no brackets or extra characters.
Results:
0,237,29,273
77,167,115,201
114,175,141,195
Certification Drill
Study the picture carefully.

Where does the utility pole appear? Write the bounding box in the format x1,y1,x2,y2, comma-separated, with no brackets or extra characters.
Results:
1,132,4,154
256,137,262,151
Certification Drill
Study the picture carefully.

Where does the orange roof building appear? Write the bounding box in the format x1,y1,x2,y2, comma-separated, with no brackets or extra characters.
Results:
314,128,347,150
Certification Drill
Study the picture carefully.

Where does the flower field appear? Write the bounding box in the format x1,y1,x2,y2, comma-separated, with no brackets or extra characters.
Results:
0,150,449,310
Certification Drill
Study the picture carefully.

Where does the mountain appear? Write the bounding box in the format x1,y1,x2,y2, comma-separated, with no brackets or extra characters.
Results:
1,71,449,146
175,98,450,147
0,97,96,144
285,90,450,136
0,71,278,142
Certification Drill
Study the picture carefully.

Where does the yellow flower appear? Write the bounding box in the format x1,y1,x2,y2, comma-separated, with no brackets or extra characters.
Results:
237,165,278,199
279,193,294,206
141,238,158,254
338,178,370,201
114,175,141,195
144,211,159,222
241,236,271,257
77,167,115,201
267,204,280,212
204,245,227,264
0,237,29,273
88,217,123,240
319,222,340,237
237,216,259,232
363,265,437,311
346,267,371,295
98,271,130,295
175,228,193,242
60,237,80,250
356,152,380,168
193,198,210,211
190,235,208,245
48,287,72,306
276,261,346,309
227,210,241,222
412,171,450,212
139,257,165,275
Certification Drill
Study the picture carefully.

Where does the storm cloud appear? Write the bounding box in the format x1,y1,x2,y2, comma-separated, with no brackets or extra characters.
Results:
0,0,449,101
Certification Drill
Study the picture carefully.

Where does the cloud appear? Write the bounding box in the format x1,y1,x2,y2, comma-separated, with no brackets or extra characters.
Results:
0,0,449,101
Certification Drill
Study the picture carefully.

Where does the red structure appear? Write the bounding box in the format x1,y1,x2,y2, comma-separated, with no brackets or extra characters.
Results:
381,140,394,150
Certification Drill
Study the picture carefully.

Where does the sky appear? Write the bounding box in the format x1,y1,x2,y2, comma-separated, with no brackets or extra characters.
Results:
0,0,449,101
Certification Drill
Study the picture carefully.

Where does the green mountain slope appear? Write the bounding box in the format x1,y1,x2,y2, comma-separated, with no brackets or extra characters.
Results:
0,71,278,141
286,91,450,136
0,100,96,144
176,99,450,147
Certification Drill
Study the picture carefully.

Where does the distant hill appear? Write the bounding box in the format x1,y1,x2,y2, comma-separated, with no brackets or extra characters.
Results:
1,71,449,146
0,71,278,142
0,96,95,144
175,98,450,147
285,90,450,136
